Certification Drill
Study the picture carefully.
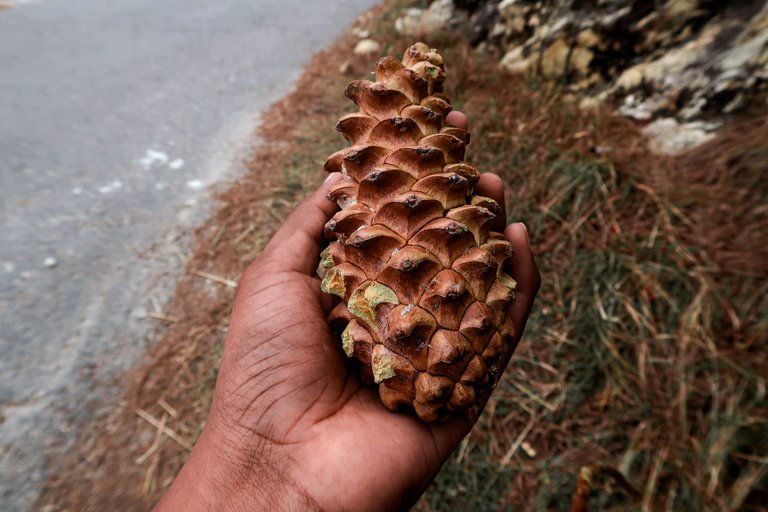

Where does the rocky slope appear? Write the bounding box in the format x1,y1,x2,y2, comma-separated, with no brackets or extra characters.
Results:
395,0,768,154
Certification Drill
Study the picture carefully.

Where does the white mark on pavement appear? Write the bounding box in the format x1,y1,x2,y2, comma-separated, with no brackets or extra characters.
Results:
98,180,123,194
138,149,170,170
71,187,83,195
43,257,58,268
186,180,204,190
137,149,186,173
2,262,16,273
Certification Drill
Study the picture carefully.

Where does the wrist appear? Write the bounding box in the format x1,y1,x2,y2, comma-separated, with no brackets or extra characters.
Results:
155,420,317,511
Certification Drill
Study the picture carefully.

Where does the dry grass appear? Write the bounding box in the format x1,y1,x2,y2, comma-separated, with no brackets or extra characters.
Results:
38,2,768,510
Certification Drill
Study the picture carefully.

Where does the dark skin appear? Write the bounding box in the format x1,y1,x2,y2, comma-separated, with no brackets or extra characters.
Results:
155,112,541,511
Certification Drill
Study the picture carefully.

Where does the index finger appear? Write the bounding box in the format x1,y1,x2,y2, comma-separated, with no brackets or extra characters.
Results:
445,110,469,131
504,222,541,345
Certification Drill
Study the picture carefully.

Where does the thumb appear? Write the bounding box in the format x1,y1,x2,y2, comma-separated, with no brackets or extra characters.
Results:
261,173,342,274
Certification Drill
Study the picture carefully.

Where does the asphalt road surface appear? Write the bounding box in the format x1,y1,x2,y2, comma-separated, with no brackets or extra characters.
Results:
0,0,378,507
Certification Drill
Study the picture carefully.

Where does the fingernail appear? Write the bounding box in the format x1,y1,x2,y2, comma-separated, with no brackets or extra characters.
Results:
515,222,530,241
324,172,342,184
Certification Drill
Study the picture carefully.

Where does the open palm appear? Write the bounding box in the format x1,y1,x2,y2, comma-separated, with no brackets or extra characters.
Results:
156,113,540,511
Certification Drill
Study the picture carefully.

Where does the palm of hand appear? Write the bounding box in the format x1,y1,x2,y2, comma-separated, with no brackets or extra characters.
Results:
213,263,471,511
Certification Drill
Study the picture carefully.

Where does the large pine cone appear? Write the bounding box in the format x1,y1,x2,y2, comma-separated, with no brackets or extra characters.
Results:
319,43,517,422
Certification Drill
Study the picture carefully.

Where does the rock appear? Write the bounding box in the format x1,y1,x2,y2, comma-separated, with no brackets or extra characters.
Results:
499,0,527,35
540,38,569,78
612,22,733,121
395,8,425,35
395,0,465,37
570,46,594,75
576,29,600,48
615,64,648,91
468,3,500,45
500,45,532,73
489,21,508,39
579,93,605,110
353,38,381,55
618,93,654,121
435,0,768,150
665,0,700,20
643,118,718,155
497,0,518,13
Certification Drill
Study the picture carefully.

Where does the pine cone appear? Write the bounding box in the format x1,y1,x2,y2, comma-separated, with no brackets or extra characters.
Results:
319,42,517,422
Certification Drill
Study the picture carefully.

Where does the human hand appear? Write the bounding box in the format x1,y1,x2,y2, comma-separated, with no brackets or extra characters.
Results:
155,112,541,511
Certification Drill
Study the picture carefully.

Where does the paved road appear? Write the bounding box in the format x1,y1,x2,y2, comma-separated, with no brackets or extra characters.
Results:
0,0,378,507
